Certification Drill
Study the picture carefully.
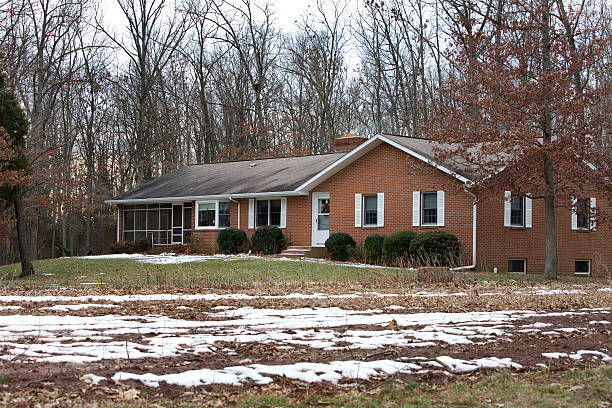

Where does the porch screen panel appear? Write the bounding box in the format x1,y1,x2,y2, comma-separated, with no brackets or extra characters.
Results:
123,204,173,244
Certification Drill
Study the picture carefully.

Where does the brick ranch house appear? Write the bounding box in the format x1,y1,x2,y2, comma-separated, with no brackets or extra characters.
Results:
106,134,610,277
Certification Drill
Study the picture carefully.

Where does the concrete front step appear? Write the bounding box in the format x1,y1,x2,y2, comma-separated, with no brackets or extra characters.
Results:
279,246,328,258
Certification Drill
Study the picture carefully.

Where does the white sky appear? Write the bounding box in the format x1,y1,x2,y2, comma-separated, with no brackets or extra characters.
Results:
98,0,361,72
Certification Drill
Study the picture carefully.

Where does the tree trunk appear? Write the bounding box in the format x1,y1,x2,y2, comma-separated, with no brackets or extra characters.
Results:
15,196,35,277
543,155,557,279
541,0,557,280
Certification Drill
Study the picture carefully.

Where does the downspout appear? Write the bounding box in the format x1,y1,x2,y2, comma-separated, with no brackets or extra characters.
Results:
116,207,120,243
229,196,240,229
452,184,477,271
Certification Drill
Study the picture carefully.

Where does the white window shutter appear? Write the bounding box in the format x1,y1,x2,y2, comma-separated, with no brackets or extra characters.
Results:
504,191,511,227
437,191,445,226
248,199,255,229
354,194,362,227
525,196,532,228
215,201,220,227
377,193,384,227
590,197,596,230
412,191,420,226
280,197,287,228
571,197,578,230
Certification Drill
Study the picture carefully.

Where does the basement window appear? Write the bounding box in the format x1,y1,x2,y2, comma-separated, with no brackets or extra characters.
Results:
508,259,526,273
574,260,590,276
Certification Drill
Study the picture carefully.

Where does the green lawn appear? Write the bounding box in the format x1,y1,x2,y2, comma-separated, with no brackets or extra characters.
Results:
0,256,607,289
0,256,402,288
238,367,612,408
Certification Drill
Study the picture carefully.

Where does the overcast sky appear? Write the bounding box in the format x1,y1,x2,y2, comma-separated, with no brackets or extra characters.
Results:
98,0,361,72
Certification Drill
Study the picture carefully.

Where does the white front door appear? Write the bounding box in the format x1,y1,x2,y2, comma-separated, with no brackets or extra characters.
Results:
312,192,330,246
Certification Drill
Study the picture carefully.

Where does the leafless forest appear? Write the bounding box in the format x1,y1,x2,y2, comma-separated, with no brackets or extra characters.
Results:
0,0,610,261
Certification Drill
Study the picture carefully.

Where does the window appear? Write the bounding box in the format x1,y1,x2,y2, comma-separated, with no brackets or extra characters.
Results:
508,259,526,273
256,199,281,227
363,195,378,225
195,201,230,229
197,203,215,227
219,202,230,228
576,199,590,230
510,196,524,226
575,260,590,275
422,192,438,225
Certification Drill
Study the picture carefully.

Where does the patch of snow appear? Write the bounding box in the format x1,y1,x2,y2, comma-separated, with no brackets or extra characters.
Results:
41,304,119,311
598,288,612,293
518,289,586,296
112,359,422,387
0,306,23,311
589,320,610,325
81,374,106,385
542,350,611,362
436,356,522,373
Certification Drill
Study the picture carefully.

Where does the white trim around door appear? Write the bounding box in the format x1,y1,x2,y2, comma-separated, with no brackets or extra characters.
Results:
312,192,330,247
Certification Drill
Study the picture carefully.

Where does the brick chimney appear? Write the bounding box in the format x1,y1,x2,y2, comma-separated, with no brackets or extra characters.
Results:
332,133,368,152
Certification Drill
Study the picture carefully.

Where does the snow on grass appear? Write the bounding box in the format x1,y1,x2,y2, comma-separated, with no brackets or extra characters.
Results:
41,304,119,311
517,289,586,295
0,307,607,364
80,373,106,385
0,306,22,311
110,355,522,388
436,356,522,374
542,350,611,362
0,291,479,304
79,252,386,268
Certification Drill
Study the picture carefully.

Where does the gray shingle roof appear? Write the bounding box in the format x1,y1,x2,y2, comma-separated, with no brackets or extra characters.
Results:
382,134,479,179
110,152,347,201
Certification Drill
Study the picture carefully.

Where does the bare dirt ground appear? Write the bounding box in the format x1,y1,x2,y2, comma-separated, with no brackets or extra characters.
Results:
0,282,610,407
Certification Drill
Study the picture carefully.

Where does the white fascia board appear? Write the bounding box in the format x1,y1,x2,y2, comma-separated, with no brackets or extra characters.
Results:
377,135,471,183
295,136,384,191
105,191,307,205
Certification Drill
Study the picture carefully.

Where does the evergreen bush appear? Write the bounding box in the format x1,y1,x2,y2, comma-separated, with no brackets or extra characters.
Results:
252,226,285,255
324,232,356,261
217,228,248,254
409,230,462,267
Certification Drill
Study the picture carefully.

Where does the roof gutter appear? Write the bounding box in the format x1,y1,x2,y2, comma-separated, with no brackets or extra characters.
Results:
105,190,308,205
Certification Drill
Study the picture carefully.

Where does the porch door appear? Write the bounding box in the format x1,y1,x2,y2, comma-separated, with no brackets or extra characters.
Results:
172,204,183,244
312,193,330,246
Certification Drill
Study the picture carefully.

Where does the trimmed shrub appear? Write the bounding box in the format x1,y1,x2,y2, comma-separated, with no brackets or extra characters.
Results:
382,231,417,265
347,245,364,263
363,234,385,264
217,228,248,254
109,240,151,254
252,226,285,255
325,232,356,261
409,230,462,267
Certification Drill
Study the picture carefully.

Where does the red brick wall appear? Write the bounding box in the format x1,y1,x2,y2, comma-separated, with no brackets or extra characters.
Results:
191,143,475,261
477,193,612,277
